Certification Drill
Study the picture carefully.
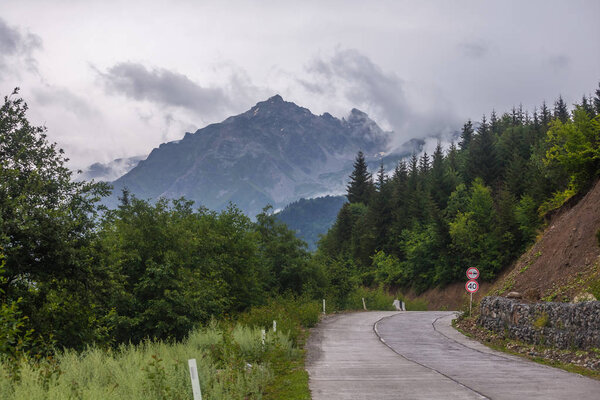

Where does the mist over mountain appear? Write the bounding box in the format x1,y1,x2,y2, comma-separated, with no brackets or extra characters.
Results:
103,95,424,217
77,155,145,182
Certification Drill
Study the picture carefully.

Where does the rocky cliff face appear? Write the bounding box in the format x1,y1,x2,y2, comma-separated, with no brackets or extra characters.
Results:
104,95,419,216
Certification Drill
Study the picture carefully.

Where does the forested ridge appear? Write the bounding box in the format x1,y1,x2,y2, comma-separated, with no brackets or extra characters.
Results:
0,84,598,392
318,83,600,293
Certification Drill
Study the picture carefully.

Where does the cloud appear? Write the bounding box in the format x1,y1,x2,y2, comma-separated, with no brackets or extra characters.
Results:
459,41,488,59
33,85,97,118
301,49,459,149
0,17,42,75
547,54,569,71
97,62,237,117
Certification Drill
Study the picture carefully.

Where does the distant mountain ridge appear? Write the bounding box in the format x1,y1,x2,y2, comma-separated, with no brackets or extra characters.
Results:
103,95,423,217
276,195,347,251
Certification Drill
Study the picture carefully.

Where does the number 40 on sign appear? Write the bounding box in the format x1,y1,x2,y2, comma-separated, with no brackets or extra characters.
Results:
465,280,479,293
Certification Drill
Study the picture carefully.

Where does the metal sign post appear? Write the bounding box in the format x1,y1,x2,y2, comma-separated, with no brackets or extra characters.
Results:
465,279,479,316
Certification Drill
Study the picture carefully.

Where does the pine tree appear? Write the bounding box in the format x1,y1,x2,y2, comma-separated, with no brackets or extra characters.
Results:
581,95,595,117
532,108,540,134
469,115,499,187
430,142,448,208
446,142,459,172
375,161,387,192
459,120,474,150
490,110,500,135
553,95,569,123
347,151,374,205
540,101,551,132
419,152,430,176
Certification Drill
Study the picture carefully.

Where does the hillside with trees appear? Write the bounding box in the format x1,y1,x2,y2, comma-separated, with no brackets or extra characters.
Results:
0,83,599,397
318,83,600,294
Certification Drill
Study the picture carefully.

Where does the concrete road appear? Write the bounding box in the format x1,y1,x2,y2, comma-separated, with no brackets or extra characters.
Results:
306,311,600,400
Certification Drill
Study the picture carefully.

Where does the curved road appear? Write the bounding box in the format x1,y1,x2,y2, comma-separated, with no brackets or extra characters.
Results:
306,311,600,399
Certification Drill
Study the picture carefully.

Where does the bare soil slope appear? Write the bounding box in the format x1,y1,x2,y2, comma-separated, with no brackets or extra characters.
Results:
489,179,600,301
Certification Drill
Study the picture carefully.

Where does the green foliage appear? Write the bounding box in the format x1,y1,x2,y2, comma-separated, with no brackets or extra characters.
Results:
346,286,395,311
537,183,577,217
256,206,316,295
515,195,540,242
588,278,600,300
0,320,289,400
317,84,600,295
403,298,428,311
346,151,375,205
237,297,320,344
533,312,550,329
0,89,111,349
373,250,403,286
275,196,346,251
545,108,600,190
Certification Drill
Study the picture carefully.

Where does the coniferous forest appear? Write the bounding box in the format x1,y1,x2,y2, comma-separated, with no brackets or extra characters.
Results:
317,84,600,293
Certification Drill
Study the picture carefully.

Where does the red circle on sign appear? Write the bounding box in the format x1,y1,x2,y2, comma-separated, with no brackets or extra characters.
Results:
466,267,480,280
465,279,479,293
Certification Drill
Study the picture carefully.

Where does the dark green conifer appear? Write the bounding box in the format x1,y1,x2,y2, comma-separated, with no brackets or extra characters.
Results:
459,120,474,150
346,151,374,205
553,95,569,123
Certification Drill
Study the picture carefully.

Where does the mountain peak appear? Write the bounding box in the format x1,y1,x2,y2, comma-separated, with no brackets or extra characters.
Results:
268,94,284,102
348,108,369,121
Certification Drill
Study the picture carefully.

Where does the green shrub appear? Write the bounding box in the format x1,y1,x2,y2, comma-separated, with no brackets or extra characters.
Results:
538,185,576,216
237,297,320,344
533,312,550,329
346,286,395,311
403,298,428,311
588,278,600,301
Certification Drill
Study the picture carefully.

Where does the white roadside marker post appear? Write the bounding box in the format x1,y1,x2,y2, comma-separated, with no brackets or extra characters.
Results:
273,320,277,333
188,359,202,400
261,329,266,346
362,297,367,310
323,299,326,314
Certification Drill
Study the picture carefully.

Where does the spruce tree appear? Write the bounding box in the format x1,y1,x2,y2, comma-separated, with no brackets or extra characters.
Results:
469,115,499,187
375,161,387,192
459,120,474,150
553,95,569,123
346,151,374,205
419,152,430,176
594,82,600,116
540,101,551,132
581,95,594,117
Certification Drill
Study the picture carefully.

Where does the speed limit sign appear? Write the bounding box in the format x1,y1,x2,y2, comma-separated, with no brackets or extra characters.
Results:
466,267,480,280
465,280,479,293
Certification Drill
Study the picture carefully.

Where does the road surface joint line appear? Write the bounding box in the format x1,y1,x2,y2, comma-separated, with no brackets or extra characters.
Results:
374,313,489,400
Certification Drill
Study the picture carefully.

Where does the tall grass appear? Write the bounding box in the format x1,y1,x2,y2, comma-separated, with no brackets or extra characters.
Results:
0,318,301,399
346,286,396,311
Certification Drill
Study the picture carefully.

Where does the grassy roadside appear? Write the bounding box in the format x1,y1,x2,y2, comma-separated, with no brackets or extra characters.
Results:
0,287,402,399
0,298,321,400
453,315,600,380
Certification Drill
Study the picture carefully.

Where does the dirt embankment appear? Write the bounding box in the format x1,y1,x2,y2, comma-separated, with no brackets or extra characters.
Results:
409,179,600,310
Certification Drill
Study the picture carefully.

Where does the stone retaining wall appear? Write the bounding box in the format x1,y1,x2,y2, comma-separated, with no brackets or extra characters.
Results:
478,296,600,349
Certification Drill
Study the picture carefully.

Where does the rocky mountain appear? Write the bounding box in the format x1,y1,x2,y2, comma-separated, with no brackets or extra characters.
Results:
104,95,423,217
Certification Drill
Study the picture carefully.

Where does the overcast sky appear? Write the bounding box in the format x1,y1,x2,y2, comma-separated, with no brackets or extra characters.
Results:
1,0,598,169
